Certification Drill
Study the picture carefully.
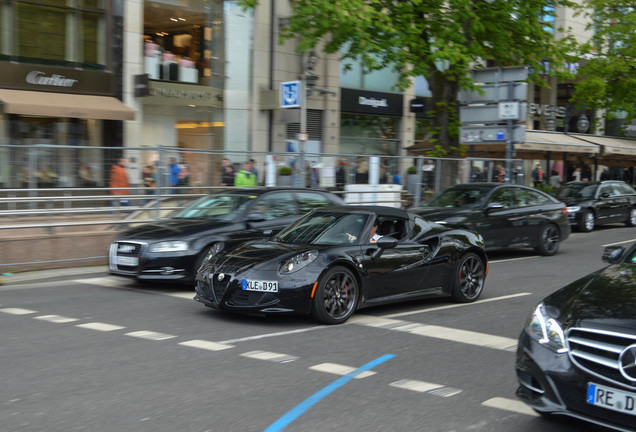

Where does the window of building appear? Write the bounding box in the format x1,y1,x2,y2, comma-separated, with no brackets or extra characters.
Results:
4,0,107,67
340,114,399,156
143,0,224,87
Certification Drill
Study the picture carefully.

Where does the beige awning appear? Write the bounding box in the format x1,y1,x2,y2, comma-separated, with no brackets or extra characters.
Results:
571,134,636,156
515,131,600,154
0,89,135,120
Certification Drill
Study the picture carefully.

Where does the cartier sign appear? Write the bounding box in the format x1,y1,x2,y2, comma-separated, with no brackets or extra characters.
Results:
0,62,114,95
26,71,78,88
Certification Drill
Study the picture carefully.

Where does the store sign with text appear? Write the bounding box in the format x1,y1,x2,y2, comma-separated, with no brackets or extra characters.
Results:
140,81,222,107
341,88,403,116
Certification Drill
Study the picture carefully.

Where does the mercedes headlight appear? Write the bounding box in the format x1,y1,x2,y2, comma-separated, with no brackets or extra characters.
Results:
149,241,189,253
279,250,319,274
525,303,568,353
566,205,581,214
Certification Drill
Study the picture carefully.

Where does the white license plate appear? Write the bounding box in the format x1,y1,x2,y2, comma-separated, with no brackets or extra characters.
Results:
115,255,138,267
241,279,278,292
587,382,636,415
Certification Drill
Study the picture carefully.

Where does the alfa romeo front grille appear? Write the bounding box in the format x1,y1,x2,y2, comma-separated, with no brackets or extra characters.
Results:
567,327,636,387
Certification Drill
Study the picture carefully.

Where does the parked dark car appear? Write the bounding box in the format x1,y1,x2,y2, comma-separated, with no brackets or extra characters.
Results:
109,188,344,284
409,183,570,256
516,242,636,431
194,206,487,324
554,180,636,232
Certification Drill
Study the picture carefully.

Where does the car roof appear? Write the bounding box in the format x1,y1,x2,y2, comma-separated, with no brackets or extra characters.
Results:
315,205,410,219
210,187,340,196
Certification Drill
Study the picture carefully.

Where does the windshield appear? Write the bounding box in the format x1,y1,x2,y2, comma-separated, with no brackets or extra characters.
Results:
171,194,255,221
424,187,489,208
276,211,370,245
555,184,598,200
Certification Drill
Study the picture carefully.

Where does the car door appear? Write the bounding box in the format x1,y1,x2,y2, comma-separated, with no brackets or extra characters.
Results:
613,183,636,222
510,188,556,244
595,184,620,224
361,218,434,301
480,187,518,248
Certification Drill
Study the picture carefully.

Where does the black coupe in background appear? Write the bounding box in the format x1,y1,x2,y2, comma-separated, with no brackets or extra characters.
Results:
554,180,636,232
516,242,636,431
410,183,570,256
194,206,488,324
109,188,344,284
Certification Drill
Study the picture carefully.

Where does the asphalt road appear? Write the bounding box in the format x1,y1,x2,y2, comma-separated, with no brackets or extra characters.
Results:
2,225,635,432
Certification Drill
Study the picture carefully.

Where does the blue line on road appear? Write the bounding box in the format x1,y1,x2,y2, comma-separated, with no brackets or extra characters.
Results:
264,354,396,432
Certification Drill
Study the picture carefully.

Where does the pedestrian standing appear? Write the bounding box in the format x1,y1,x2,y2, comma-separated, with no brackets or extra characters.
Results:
234,160,258,187
109,157,131,207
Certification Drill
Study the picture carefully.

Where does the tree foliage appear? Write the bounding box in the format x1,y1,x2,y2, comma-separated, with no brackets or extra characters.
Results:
241,0,580,156
572,2,636,131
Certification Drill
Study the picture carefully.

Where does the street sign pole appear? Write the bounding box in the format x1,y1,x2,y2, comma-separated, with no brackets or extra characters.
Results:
300,74,307,187
506,81,514,183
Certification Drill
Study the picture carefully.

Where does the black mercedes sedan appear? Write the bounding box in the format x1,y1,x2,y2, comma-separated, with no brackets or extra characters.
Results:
409,183,570,256
109,188,344,284
194,206,487,324
516,242,636,432
554,180,636,232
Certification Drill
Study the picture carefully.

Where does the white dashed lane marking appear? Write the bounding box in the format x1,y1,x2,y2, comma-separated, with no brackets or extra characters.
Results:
178,339,234,351
240,350,299,363
125,330,177,341
482,397,540,416
35,315,79,323
390,379,463,397
0,307,38,315
76,322,126,332
309,363,376,379
349,315,518,351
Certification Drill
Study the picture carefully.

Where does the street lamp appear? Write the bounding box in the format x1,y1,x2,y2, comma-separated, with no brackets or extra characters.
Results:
544,114,556,131
577,114,590,133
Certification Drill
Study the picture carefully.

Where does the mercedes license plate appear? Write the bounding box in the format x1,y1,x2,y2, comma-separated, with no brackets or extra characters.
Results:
242,279,278,292
587,382,636,415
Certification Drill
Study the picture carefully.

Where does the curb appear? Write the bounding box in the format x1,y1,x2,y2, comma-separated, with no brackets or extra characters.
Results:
1,265,109,286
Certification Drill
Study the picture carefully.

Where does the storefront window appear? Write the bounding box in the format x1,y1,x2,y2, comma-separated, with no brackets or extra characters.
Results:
144,0,224,87
340,114,399,156
4,116,103,189
13,1,106,67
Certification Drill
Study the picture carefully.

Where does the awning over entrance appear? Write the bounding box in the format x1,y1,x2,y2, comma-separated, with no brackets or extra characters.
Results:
516,131,600,154
573,134,636,157
0,89,135,121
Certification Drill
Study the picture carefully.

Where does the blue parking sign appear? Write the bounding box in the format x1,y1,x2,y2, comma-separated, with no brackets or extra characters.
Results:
280,81,301,108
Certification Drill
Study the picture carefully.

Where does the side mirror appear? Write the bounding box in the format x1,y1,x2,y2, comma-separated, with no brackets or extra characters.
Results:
246,213,266,223
599,192,610,199
485,202,504,213
602,246,625,264
377,236,398,249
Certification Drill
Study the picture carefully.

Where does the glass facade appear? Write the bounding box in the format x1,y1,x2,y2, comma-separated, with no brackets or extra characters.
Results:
0,0,107,68
340,114,399,156
143,0,224,87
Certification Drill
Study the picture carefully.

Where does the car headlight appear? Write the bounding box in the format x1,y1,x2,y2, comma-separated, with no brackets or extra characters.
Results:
204,242,224,261
566,205,581,213
279,250,319,274
525,303,568,353
149,241,189,253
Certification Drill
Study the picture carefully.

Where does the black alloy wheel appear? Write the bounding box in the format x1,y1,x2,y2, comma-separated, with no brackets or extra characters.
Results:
451,252,485,303
579,209,595,232
311,266,359,325
534,224,560,256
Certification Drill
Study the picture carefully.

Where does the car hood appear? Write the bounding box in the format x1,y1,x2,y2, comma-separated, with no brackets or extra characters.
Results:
410,206,476,221
547,264,636,330
118,219,235,241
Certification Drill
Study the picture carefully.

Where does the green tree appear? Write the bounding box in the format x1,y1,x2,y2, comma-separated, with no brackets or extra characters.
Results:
241,0,579,157
572,2,636,133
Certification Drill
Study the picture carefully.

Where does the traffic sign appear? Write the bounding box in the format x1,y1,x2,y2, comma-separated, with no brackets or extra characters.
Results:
459,103,527,124
498,102,520,120
280,80,301,108
460,125,526,144
458,82,528,104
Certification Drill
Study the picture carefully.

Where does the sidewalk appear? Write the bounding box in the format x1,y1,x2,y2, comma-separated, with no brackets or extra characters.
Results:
0,265,109,286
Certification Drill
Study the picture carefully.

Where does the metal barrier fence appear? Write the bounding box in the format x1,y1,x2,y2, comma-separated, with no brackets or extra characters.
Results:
0,144,521,268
